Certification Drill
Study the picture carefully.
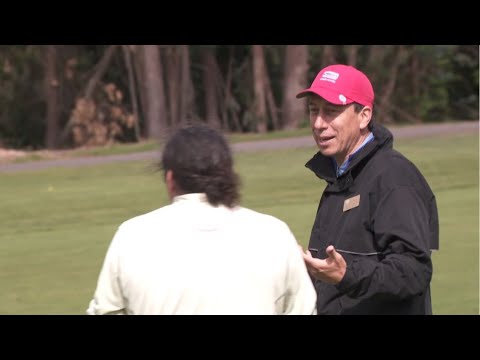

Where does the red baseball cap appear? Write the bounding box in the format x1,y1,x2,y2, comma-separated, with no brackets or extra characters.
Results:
296,64,374,108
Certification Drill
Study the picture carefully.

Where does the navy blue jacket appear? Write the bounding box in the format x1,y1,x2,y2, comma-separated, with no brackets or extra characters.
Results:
306,123,439,315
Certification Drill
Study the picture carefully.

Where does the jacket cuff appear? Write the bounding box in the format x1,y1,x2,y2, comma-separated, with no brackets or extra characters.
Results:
335,261,356,294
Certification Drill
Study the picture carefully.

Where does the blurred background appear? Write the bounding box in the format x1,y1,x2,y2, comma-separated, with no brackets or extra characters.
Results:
0,45,478,150
0,45,478,314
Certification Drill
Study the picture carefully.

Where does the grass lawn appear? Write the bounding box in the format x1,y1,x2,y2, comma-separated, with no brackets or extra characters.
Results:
0,132,477,314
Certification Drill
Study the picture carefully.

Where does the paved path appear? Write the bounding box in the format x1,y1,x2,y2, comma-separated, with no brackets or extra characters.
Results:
1,121,477,174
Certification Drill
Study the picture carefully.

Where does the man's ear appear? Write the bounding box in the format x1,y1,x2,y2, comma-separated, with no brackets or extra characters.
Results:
359,106,372,131
165,169,176,200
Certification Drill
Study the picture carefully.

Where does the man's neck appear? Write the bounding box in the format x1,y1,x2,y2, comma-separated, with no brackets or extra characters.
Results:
333,131,374,177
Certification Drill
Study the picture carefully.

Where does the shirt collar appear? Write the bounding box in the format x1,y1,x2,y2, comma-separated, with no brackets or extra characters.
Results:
334,132,375,177
173,193,209,204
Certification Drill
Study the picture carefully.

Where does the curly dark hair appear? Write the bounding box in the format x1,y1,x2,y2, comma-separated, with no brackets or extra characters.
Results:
160,124,240,208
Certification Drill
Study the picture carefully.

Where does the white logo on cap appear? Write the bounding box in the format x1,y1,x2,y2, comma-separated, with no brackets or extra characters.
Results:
339,94,347,105
320,71,339,83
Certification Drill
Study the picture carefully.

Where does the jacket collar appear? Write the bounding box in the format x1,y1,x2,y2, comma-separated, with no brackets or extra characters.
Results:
305,122,394,190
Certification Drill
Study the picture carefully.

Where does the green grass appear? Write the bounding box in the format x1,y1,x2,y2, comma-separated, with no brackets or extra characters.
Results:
395,134,479,314
0,133,477,314
12,128,314,163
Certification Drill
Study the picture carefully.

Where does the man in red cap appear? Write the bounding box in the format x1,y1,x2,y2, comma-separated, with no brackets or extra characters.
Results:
297,64,439,315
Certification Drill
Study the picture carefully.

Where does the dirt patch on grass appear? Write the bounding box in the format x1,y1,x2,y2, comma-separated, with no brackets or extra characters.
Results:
0,148,75,164
0,149,27,163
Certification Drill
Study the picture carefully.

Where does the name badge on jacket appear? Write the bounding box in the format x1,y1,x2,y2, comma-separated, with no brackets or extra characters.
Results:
343,194,360,212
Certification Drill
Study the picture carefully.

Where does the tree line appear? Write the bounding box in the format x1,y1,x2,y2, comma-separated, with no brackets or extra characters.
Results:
0,45,477,149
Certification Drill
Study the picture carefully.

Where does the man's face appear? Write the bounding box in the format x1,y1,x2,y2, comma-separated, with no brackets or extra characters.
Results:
308,94,369,165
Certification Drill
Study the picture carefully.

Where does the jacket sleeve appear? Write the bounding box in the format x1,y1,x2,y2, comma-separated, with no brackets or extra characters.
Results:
336,186,433,301
86,227,127,315
280,227,318,315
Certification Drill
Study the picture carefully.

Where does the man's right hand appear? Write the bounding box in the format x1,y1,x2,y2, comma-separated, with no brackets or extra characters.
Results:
300,245,347,285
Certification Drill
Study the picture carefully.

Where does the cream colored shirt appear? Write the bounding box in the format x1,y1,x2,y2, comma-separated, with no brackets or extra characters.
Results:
86,193,317,315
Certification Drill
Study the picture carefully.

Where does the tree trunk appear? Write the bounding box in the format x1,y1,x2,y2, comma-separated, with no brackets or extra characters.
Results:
346,45,359,66
165,46,180,128
131,45,148,136
282,45,308,129
44,45,60,149
322,45,337,67
252,45,267,133
122,45,141,141
202,46,221,128
221,46,241,132
142,45,167,139
410,45,422,121
365,45,387,89
376,46,409,123
264,71,279,130
84,45,118,99
179,45,195,126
